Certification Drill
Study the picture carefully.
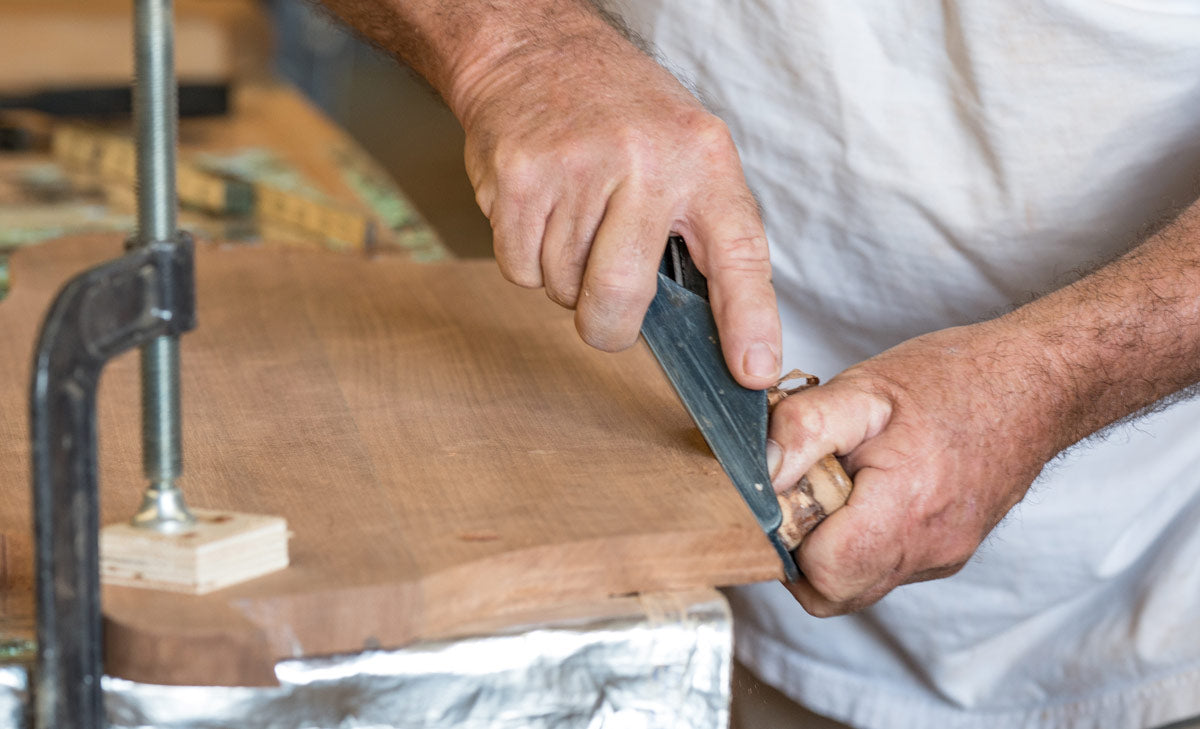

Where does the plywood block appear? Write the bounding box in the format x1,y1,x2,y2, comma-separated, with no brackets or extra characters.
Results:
101,510,289,595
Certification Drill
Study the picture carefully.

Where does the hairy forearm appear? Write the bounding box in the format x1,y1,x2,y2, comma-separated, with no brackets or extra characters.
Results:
317,0,629,120
1001,200,1200,453
318,0,780,384
766,197,1200,613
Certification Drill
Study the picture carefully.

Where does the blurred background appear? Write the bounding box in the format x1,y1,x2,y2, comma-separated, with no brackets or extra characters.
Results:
267,0,491,257
0,0,493,261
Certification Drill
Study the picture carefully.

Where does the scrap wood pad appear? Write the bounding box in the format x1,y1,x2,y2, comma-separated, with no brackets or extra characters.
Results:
0,235,779,687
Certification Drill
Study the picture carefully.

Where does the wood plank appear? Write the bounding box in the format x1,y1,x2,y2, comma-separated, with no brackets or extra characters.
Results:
0,235,779,686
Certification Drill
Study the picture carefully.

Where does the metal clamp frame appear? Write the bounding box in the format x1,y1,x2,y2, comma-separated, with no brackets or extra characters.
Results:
30,235,195,729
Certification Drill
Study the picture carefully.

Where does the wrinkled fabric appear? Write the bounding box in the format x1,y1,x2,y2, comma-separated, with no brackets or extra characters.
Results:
615,2,1200,727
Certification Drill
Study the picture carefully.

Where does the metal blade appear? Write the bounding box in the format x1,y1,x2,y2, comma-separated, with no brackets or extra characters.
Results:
641,272,801,581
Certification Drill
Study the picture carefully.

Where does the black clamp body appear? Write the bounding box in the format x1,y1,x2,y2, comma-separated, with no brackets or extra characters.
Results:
29,235,196,729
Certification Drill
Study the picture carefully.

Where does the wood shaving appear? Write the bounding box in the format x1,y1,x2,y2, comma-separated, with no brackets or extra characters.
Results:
766,369,819,410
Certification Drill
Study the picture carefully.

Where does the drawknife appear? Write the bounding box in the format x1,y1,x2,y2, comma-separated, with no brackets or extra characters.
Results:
640,236,852,581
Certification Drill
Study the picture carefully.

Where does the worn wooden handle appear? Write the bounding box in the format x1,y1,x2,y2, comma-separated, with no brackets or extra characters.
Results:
776,454,853,552
765,370,854,552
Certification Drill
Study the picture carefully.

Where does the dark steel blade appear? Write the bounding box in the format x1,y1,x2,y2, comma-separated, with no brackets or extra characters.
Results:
641,241,800,580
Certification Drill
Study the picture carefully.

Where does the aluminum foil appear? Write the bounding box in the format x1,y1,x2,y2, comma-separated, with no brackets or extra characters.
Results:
0,591,732,729
0,665,26,729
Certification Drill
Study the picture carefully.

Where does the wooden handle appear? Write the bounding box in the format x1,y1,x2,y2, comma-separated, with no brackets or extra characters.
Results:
776,454,852,551
765,370,853,552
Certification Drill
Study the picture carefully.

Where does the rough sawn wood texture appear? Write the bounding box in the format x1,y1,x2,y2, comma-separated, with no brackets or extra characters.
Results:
0,235,779,686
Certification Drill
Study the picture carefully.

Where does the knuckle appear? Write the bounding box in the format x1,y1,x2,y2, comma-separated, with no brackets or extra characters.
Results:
860,386,895,415
493,239,543,288
942,560,969,578
496,260,542,289
493,145,542,193
474,185,496,219
576,317,639,352
583,276,654,312
777,398,830,444
543,250,588,309
490,220,547,291
805,569,857,607
714,233,772,276
911,528,976,579
690,114,737,157
803,600,841,619
545,283,580,308
575,278,652,352
613,124,653,164
942,540,977,571
557,139,603,178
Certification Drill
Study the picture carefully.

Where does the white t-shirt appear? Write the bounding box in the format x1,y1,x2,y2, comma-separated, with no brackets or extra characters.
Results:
616,2,1200,727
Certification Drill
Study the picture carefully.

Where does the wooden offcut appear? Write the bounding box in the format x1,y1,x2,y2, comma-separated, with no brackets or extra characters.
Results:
0,235,779,687
100,509,289,595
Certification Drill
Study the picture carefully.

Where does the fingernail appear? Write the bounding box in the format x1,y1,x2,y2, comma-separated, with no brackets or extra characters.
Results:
743,341,779,380
766,438,783,480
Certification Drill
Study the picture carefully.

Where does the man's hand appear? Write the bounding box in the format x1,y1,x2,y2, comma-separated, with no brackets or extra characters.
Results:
451,17,780,387
769,204,1200,616
767,322,1060,616
318,0,781,388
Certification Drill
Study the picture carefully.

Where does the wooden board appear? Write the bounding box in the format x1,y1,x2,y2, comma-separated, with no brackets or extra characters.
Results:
0,235,779,686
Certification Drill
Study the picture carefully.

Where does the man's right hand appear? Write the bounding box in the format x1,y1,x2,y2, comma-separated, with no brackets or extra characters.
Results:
442,8,782,389
319,0,780,386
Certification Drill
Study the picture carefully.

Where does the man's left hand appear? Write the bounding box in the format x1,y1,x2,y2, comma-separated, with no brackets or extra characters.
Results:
767,321,1059,616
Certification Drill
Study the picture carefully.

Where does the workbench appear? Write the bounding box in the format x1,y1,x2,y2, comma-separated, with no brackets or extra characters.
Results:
0,20,760,725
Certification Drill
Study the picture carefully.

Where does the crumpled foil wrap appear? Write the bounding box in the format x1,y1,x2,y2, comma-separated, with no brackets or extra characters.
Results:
0,591,732,729
0,665,25,729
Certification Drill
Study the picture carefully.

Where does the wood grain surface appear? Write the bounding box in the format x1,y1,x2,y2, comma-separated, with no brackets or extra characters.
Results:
0,235,779,686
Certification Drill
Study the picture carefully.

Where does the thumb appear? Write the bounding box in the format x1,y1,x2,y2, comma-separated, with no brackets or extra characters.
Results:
685,187,782,390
